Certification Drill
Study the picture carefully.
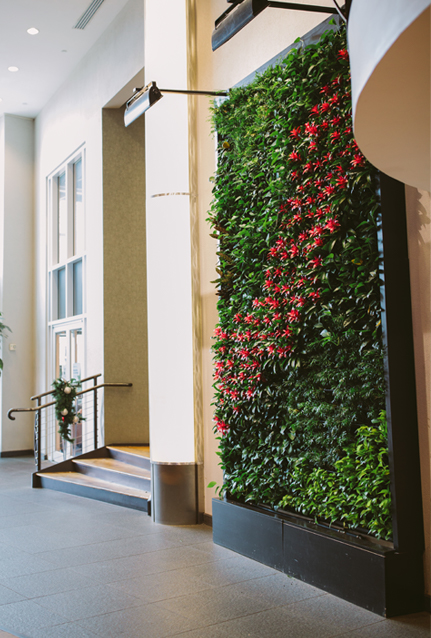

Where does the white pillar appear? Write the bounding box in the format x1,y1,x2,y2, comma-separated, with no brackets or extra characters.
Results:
144,0,199,523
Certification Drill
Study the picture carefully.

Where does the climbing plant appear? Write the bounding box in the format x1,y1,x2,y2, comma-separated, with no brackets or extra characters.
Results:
209,25,392,540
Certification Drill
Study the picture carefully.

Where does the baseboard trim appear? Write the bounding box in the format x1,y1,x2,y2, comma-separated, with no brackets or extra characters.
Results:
203,513,213,527
1,449,33,458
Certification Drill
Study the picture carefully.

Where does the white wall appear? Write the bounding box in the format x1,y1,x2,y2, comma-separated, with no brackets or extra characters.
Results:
34,0,145,401
0,115,35,452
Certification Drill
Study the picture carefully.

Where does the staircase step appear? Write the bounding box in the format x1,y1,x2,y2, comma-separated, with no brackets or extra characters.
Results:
107,445,151,470
73,458,151,491
37,471,151,512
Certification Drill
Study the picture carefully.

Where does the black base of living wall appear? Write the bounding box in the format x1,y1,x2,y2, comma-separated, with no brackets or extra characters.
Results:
212,499,424,617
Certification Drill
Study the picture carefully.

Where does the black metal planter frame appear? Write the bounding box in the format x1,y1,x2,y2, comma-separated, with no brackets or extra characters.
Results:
213,173,425,617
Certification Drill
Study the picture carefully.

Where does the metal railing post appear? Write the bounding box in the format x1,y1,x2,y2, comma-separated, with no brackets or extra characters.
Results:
93,377,98,450
34,397,42,473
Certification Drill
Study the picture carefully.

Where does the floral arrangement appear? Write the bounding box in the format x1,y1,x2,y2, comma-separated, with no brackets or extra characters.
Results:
52,378,83,443
208,25,392,539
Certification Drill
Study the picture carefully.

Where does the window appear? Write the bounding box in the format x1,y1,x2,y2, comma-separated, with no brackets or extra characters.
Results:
48,150,85,322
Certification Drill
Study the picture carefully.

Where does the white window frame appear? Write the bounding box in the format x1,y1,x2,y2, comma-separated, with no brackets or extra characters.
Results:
47,146,87,381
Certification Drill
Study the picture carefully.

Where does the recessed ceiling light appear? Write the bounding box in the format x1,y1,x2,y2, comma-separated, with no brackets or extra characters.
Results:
8,66,19,72
27,27,39,35
61,49,67,53
0,98,3,103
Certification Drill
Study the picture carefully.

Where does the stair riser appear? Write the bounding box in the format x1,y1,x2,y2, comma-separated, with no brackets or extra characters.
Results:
73,462,151,492
38,475,150,512
108,448,151,471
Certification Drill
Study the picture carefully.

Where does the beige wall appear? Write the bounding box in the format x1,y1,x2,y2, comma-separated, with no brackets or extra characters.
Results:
34,0,145,438
102,107,149,444
405,186,431,595
0,115,35,452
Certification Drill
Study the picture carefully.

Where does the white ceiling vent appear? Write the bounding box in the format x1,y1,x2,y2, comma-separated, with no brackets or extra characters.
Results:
74,0,106,29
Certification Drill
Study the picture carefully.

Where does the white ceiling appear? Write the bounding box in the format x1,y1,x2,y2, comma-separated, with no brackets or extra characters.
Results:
0,0,131,119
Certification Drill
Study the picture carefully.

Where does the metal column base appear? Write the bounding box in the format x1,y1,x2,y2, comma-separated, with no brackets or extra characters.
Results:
152,462,201,525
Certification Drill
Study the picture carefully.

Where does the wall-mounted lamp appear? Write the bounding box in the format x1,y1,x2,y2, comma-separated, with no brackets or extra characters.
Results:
124,81,229,127
212,0,350,51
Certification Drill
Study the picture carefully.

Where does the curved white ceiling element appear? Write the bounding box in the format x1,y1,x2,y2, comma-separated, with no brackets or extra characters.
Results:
348,0,430,192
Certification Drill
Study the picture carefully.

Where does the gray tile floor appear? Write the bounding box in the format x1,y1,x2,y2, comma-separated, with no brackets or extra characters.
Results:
0,457,429,638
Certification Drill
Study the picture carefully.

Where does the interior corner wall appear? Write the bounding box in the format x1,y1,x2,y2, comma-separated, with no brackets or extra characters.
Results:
34,0,144,419
102,107,149,444
194,1,341,516
0,115,35,453
405,186,431,596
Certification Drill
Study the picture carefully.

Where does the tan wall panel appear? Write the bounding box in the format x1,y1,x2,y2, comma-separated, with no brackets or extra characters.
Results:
102,107,149,445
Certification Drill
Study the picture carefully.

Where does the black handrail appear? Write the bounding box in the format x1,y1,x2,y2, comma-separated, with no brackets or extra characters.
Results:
8,380,132,472
30,373,102,401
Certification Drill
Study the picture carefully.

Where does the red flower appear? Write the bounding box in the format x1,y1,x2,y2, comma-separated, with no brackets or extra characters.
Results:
303,162,313,174
325,218,340,233
351,154,365,168
330,116,342,126
320,102,330,114
336,175,348,189
310,105,320,116
330,131,341,143
330,94,340,105
320,85,330,95
287,309,301,322
338,49,349,60
308,141,318,153
291,170,299,180
234,313,242,323
289,151,301,162
305,122,319,136
290,127,301,139
310,225,324,237
314,237,324,247
324,185,336,196
309,257,322,268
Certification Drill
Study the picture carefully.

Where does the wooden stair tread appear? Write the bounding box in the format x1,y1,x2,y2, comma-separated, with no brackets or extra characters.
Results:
107,445,150,458
38,472,151,499
74,457,151,478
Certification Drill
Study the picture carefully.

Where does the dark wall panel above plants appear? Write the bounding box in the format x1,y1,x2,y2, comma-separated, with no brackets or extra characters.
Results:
209,25,392,540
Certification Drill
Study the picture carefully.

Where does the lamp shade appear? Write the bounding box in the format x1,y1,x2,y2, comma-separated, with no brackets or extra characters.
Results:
124,82,163,127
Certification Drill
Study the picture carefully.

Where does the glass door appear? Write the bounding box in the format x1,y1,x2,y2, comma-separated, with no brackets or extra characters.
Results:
51,321,85,460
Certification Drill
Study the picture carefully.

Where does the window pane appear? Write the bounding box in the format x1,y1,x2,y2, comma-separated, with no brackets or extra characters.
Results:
57,267,66,319
73,159,84,255
58,172,67,263
73,260,83,316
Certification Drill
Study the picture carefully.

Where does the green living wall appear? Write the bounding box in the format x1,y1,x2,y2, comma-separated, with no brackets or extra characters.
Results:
209,26,392,540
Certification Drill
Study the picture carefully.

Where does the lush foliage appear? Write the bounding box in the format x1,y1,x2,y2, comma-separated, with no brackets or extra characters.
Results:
0,312,11,374
52,378,83,443
209,26,392,539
